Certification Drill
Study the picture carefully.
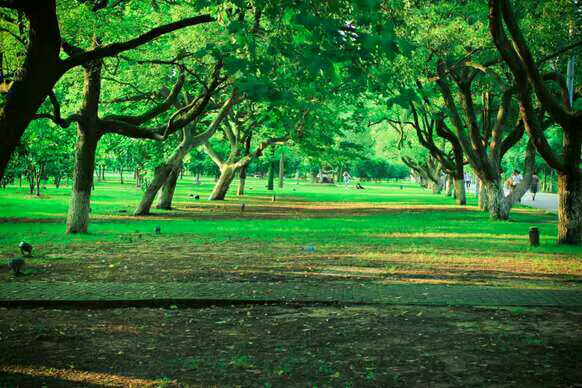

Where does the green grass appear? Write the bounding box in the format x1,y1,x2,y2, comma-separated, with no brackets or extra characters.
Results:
0,175,580,293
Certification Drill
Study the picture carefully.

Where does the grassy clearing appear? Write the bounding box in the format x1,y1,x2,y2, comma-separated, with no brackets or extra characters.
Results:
0,177,580,289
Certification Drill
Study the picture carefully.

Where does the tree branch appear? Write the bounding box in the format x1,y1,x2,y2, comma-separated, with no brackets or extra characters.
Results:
61,14,214,70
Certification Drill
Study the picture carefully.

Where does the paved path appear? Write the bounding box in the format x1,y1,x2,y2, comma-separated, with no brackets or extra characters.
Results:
494,186,558,213
519,191,558,213
1,281,581,308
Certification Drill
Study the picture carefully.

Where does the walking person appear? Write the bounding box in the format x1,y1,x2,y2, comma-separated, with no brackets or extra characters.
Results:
343,170,351,189
530,173,540,201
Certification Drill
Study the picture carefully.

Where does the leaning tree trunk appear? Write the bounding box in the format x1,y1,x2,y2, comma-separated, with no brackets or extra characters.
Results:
135,140,192,215
557,171,581,244
156,166,180,210
134,164,174,215
66,132,98,233
209,164,237,200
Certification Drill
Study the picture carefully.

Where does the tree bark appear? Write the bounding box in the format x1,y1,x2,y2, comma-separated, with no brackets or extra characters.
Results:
445,174,454,196
486,181,510,220
209,164,237,200
66,57,102,234
557,171,581,244
267,159,275,191
66,131,98,233
454,178,466,206
156,166,180,210
0,2,62,181
237,166,247,196
278,152,284,188
135,164,175,215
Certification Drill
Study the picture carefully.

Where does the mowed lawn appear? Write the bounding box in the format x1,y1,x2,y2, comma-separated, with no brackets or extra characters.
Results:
0,177,581,386
0,177,580,288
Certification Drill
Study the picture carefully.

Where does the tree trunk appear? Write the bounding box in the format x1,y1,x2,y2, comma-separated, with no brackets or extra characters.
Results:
237,165,248,196
429,179,442,194
267,159,275,191
445,174,454,196
66,132,98,233
557,171,581,244
135,142,192,215
66,55,102,234
134,165,173,215
454,178,466,205
195,170,201,185
478,180,489,211
278,152,284,188
157,166,180,210
35,164,43,196
209,164,237,200
0,3,62,181
486,181,510,220
120,169,124,184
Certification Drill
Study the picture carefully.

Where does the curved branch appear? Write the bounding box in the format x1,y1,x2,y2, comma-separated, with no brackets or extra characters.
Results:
62,14,214,70
102,67,185,125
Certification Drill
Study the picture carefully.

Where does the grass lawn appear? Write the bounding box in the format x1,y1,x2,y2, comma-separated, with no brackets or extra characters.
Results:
0,176,581,386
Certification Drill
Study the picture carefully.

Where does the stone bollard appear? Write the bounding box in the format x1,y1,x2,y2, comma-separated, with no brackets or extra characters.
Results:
529,227,540,247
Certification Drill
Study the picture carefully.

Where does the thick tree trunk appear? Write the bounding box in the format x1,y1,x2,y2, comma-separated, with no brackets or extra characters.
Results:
157,166,180,210
478,180,489,211
120,169,124,184
0,3,62,181
66,132,98,233
454,178,466,205
209,164,237,200
486,181,510,220
66,57,102,234
557,171,582,244
279,152,284,188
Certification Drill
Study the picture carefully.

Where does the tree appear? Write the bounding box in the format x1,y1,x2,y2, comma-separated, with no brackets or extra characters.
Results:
134,89,237,214
489,0,582,244
0,1,214,181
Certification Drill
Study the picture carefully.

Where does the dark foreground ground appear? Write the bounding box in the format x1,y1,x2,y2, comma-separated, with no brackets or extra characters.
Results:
1,305,581,387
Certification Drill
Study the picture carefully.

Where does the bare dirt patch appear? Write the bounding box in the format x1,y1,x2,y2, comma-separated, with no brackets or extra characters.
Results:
0,305,580,386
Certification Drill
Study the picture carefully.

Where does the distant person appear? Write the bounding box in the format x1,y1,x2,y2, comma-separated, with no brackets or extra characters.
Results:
464,172,471,189
530,174,540,201
343,171,351,189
